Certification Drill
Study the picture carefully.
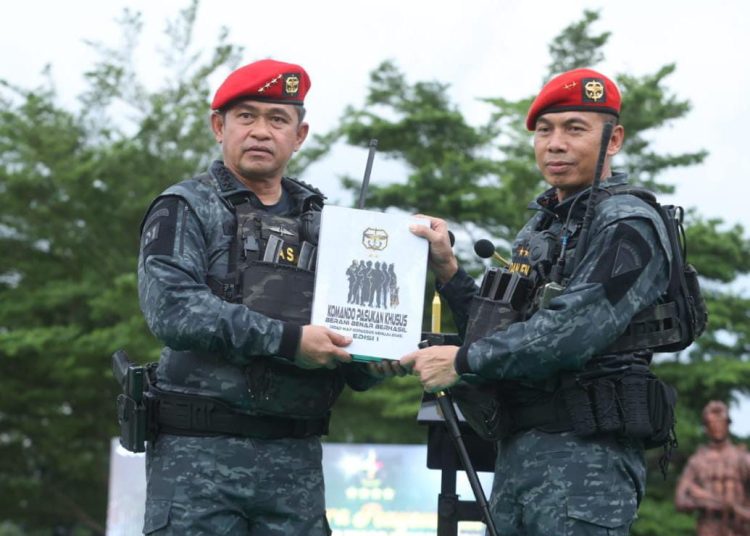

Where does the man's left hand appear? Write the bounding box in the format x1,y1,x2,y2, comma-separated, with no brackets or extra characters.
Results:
400,345,460,393
366,359,409,379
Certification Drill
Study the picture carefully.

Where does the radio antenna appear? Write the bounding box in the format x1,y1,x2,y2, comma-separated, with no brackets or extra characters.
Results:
357,139,378,209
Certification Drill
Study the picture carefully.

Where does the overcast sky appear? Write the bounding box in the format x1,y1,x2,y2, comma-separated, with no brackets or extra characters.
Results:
2,0,749,431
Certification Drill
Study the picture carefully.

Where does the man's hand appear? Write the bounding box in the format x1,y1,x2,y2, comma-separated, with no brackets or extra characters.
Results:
366,359,409,379
410,214,458,284
295,325,353,369
400,345,460,393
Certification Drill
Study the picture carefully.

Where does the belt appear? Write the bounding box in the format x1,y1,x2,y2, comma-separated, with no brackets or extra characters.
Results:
509,397,574,434
147,388,329,440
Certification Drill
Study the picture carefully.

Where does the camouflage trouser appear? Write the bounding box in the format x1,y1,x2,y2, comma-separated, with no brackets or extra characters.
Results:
488,430,645,535
143,434,331,535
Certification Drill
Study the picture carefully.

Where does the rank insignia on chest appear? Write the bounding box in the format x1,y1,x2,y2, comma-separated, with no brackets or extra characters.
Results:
509,246,531,276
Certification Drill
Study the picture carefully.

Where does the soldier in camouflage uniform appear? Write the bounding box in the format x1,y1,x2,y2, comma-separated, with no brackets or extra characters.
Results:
401,69,673,534
138,59,403,535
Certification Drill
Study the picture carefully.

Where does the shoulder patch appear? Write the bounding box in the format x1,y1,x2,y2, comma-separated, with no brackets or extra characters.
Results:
588,222,652,305
141,196,180,258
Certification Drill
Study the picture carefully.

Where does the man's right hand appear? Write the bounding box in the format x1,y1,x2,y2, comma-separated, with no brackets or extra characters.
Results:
410,214,458,284
295,325,353,369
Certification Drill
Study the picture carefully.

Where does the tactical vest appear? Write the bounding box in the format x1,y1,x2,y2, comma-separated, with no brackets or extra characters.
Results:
196,170,347,419
455,185,691,458
209,199,319,325
464,186,707,355
601,185,707,353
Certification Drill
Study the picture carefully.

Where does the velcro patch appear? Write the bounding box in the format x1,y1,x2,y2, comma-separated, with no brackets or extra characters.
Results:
588,222,652,305
141,196,179,258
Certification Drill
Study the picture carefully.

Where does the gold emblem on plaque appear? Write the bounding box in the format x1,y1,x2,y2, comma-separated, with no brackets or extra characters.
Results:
362,228,388,251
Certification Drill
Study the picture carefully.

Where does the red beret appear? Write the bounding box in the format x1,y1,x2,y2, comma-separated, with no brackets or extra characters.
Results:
211,59,311,110
526,68,621,131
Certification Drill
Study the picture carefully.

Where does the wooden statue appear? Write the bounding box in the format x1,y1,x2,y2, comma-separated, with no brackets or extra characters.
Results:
675,401,750,535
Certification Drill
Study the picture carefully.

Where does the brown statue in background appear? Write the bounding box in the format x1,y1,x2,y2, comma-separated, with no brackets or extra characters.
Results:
675,401,750,535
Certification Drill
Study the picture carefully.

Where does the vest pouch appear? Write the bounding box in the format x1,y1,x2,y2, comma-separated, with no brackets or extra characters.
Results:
244,357,346,418
685,263,708,339
451,378,510,441
617,373,653,439
643,378,677,449
464,296,523,346
591,379,623,433
241,261,314,325
561,376,598,436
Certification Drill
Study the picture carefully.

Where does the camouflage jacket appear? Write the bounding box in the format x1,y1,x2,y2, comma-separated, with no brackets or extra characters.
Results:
138,160,379,418
440,173,671,390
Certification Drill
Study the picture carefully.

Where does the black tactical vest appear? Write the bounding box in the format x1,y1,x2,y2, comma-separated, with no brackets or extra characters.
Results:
229,204,317,325
200,168,347,419
454,184,683,453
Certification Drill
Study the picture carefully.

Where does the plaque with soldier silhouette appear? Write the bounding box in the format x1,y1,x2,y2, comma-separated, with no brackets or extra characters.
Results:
311,206,429,361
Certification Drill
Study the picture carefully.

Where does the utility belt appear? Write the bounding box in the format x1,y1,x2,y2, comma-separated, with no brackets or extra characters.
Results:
506,362,677,450
112,351,329,453
149,386,329,441
454,359,677,449
451,290,678,454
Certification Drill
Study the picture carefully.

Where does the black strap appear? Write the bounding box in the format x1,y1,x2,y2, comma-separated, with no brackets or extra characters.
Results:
147,388,329,440
509,398,574,434
207,277,237,302
606,301,682,353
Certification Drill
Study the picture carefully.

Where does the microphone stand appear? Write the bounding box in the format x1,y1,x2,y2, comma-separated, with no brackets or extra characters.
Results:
355,141,498,534
430,295,499,536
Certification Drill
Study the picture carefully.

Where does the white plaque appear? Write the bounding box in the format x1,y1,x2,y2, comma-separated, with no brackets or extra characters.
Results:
312,206,429,361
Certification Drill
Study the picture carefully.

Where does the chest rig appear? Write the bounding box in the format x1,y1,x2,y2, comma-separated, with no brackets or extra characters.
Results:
463,201,583,347
198,169,347,421
203,171,323,326
454,186,686,464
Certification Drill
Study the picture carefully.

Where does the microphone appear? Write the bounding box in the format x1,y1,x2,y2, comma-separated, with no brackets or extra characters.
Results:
474,239,511,267
448,230,455,247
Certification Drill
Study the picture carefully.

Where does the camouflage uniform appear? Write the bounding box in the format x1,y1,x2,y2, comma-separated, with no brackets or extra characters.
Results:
138,160,379,535
439,173,671,535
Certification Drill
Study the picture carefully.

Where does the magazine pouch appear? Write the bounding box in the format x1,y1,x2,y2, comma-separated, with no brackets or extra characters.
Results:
464,296,523,346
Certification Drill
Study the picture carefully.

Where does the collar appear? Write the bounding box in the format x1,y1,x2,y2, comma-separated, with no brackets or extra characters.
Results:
528,172,630,218
208,160,324,212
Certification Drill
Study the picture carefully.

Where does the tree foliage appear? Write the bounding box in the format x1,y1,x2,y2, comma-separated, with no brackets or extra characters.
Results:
0,2,241,533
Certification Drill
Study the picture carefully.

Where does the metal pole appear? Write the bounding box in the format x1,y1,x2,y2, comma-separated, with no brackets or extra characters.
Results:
431,289,499,535
357,139,378,209
436,391,499,536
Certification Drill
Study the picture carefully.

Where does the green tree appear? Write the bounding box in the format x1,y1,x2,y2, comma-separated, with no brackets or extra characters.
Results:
0,2,242,533
319,9,750,536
